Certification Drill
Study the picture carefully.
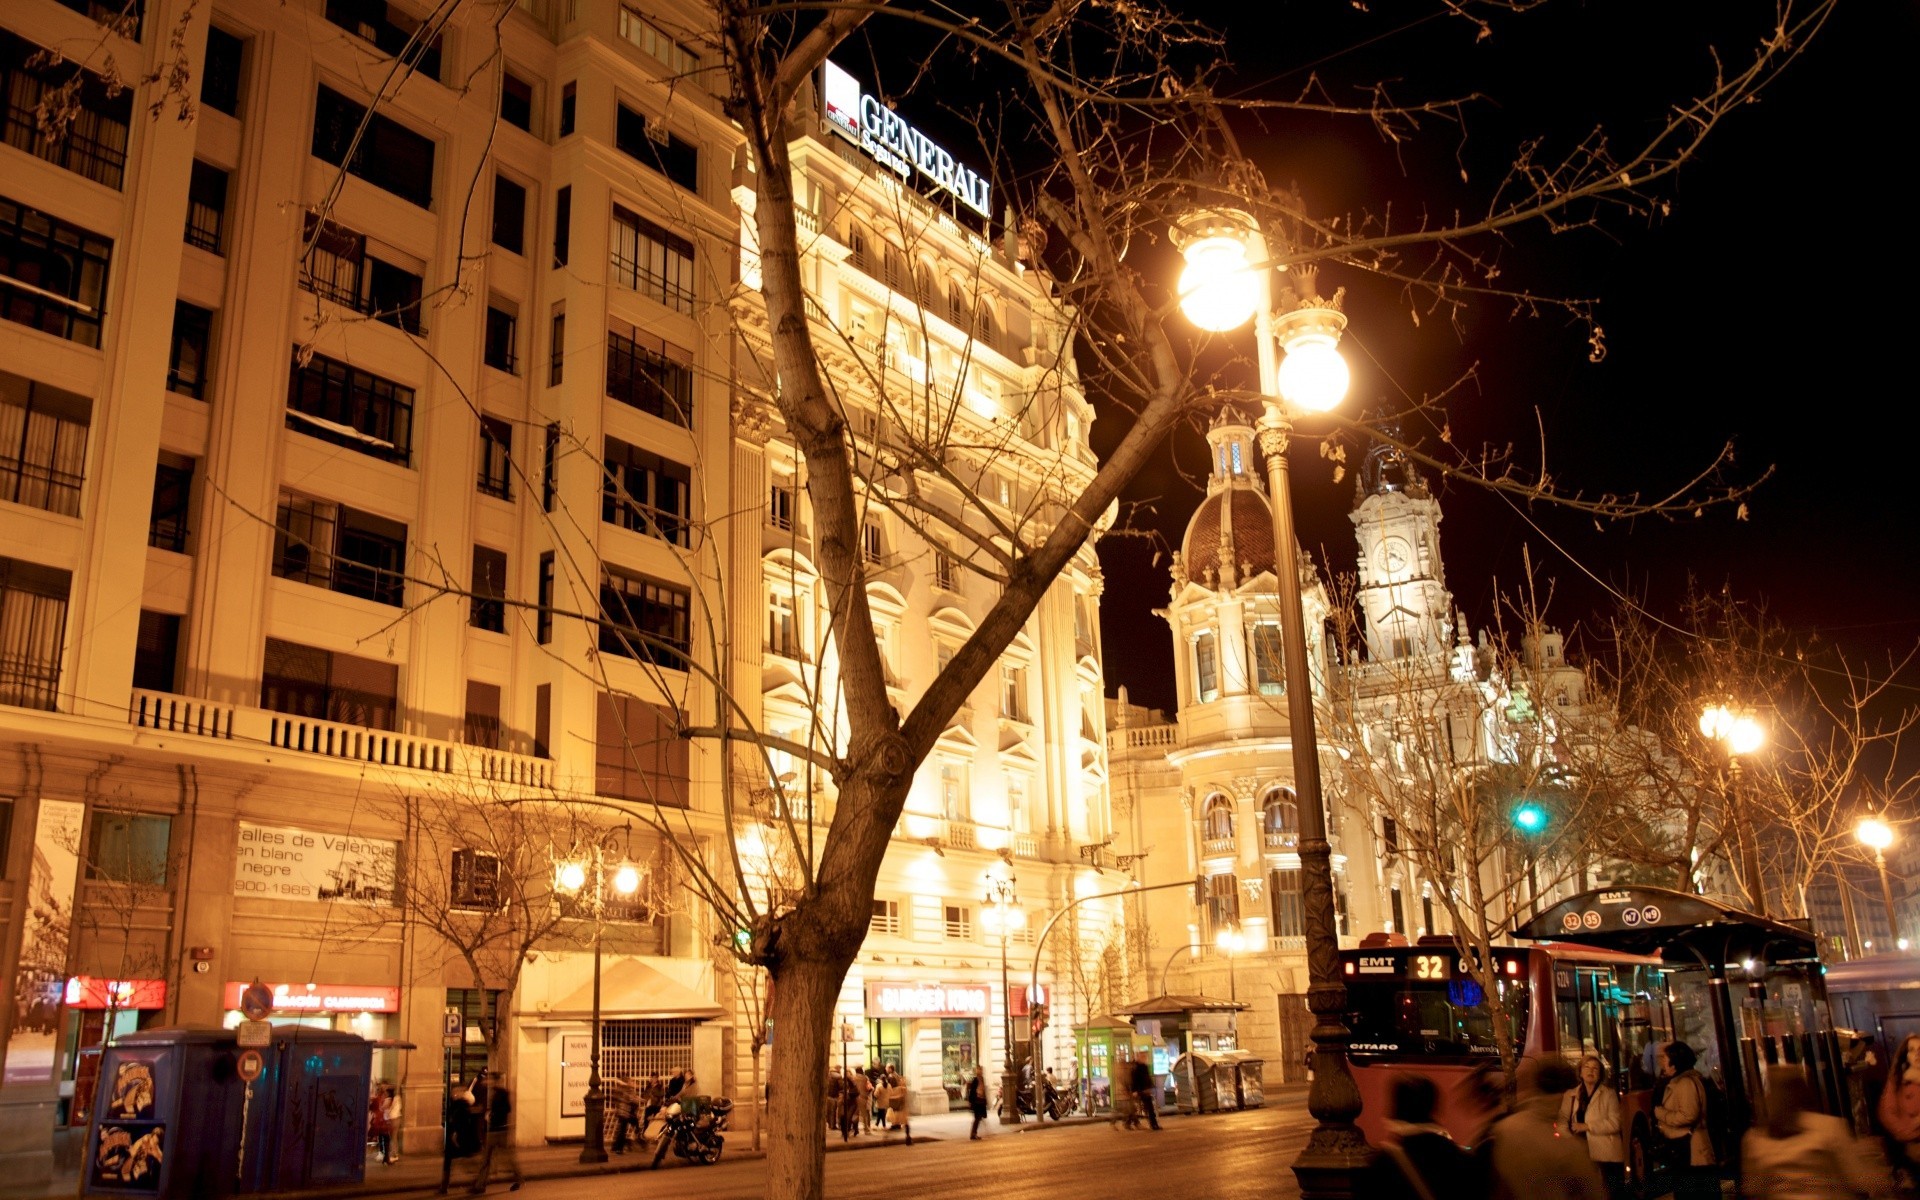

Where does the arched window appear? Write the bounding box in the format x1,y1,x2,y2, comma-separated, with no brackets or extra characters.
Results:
1203,793,1234,841
1262,788,1298,848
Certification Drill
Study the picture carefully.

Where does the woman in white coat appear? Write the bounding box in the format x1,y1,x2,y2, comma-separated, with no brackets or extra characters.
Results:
1562,1054,1627,1200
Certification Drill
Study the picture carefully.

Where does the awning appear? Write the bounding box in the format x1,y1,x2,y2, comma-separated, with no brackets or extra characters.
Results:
1073,1013,1143,1033
524,960,723,1021
1114,993,1248,1016
1514,885,1818,968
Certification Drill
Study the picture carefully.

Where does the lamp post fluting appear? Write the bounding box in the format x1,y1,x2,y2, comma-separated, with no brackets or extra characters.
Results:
1858,817,1900,951
556,840,640,1163
1175,208,1368,1198
983,873,1025,1122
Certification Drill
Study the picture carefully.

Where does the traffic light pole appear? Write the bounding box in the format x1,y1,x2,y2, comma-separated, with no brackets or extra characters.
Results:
1026,878,1199,1122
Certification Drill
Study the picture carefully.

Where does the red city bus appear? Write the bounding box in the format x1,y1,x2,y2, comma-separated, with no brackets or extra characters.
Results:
1339,935,1675,1180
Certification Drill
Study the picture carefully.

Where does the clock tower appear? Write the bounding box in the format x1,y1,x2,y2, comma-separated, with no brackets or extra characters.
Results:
1350,442,1453,662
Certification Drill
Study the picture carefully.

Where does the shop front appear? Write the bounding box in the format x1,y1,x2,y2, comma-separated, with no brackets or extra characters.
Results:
59,977,168,1128
864,981,992,1111
220,981,404,1083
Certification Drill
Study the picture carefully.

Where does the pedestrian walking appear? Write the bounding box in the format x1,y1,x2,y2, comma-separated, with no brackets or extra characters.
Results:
1128,1051,1160,1131
1879,1034,1920,1177
1560,1054,1625,1200
1745,1066,1886,1200
1363,1074,1481,1200
609,1075,641,1153
884,1069,913,1144
368,1082,391,1163
967,1064,989,1139
1489,1059,1605,1200
853,1064,875,1134
838,1069,862,1141
471,1079,523,1193
1654,1041,1718,1200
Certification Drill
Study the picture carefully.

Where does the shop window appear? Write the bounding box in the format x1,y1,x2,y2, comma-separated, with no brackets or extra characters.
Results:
200,26,244,116
1,30,133,189
609,206,694,314
492,175,525,255
602,435,689,545
183,160,228,253
0,195,114,347
595,691,688,805
147,452,194,552
0,557,69,711
462,681,501,749
606,323,693,426
1269,868,1303,939
167,301,212,399
133,610,180,694
273,492,408,607
311,85,435,209
86,811,170,886
261,637,398,731
598,567,689,670
869,899,900,936
615,105,698,193
324,0,442,80
500,72,532,132
478,415,512,496
469,545,506,633
285,347,414,466
0,370,90,518
943,905,973,940
866,1018,904,1073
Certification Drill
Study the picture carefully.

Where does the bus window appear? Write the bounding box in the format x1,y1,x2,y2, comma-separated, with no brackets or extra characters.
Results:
1346,972,1531,1059
1557,995,1583,1059
1577,967,1621,1071
1619,965,1672,1090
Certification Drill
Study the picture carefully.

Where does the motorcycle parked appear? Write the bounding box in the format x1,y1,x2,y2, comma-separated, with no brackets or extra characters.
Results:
651,1096,732,1168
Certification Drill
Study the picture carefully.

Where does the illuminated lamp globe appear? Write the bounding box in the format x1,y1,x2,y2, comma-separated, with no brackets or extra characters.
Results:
1177,235,1262,332
1276,331,1350,413
1006,898,1027,930
613,863,641,896
1699,704,1732,740
556,861,587,893
1858,817,1895,853
1727,716,1765,756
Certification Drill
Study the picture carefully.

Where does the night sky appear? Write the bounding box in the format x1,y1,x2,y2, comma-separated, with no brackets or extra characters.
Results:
1085,1,1918,715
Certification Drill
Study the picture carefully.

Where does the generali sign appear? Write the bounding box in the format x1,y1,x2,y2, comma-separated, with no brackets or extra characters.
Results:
865,981,992,1019
821,60,991,219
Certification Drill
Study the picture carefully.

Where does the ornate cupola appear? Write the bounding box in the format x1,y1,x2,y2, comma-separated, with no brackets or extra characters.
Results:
1178,408,1276,592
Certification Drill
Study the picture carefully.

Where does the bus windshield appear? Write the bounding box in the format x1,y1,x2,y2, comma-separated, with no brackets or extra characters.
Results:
1346,973,1530,1059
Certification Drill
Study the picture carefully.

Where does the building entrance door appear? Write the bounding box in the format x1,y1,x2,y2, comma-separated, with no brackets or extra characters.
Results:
939,1018,976,1110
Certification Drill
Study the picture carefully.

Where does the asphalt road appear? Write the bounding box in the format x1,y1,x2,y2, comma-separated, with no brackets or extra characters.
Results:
478,1094,1315,1200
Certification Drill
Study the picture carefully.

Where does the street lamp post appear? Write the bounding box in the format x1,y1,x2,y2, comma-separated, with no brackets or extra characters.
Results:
555,838,641,1163
1175,209,1369,1199
982,873,1025,1123
1700,704,1767,914
1216,928,1246,1047
1857,817,1900,952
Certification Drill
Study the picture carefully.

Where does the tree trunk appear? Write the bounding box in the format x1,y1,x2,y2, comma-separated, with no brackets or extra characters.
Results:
763,949,854,1200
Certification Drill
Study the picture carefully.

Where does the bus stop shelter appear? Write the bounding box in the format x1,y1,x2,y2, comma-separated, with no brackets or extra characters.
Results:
1516,885,1835,1135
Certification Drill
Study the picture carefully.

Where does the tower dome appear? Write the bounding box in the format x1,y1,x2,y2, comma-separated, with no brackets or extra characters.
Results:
1179,408,1276,587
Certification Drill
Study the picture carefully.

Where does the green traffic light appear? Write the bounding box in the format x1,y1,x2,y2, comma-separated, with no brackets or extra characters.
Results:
1513,803,1548,833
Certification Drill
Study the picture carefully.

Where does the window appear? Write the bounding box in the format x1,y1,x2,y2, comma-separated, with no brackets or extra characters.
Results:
606,325,693,426
610,206,694,313
599,567,690,670
944,905,973,941
1205,872,1239,934
368,258,425,334
595,692,688,805
1381,816,1399,855
1194,630,1219,702
1074,595,1095,655
548,307,565,385
1423,891,1437,936
285,348,414,465
534,682,550,755
0,371,89,517
617,7,700,77
483,307,517,374
133,611,180,693
602,436,689,545
450,847,501,908
1262,788,1298,849
940,761,969,823
1251,621,1284,695
1,31,133,189
273,492,408,607
934,550,957,592
999,664,1026,721
0,557,69,710
86,812,170,886
870,899,900,936
492,174,526,254
767,588,798,659
1008,774,1030,833
0,195,114,347
478,416,512,498
260,637,399,730
147,453,193,552
536,551,554,643
324,0,442,80
470,545,506,633
201,26,244,116
558,82,575,137
297,215,425,333
1269,868,1303,938
182,160,229,253
541,423,558,512
1390,885,1407,934
859,521,883,565
500,72,532,132
1203,794,1234,842
312,85,435,209
615,105,698,192
552,185,571,267
167,301,212,398
768,480,795,530
463,680,501,748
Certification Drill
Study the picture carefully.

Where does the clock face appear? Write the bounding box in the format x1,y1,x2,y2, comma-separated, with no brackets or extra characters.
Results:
1376,537,1411,575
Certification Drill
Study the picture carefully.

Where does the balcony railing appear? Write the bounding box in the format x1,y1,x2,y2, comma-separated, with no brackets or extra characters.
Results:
1109,723,1177,751
128,689,553,787
1201,835,1236,858
1014,832,1041,859
1263,831,1299,851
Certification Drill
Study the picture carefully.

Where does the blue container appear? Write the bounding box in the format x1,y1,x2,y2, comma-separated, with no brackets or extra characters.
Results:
83,1028,246,1198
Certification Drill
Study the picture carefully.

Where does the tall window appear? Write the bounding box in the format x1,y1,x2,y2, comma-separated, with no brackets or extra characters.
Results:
1390,885,1406,934
766,588,798,659
595,692,688,805
768,480,795,530
296,215,425,333
184,161,228,253
610,206,694,313
536,551,554,643
0,195,114,347
0,556,70,710
491,174,526,254
133,610,181,693
1269,868,1304,938
478,416,512,498
147,453,194,552
1008,773,1031,833
869,899,901,936
1193,630,1219,702
606,325,693,426
86,812,171,886
939,761,969,823
999,664,1026,721
311,85,435,209
1206,872,1240,934
933,550,957,592
285,348,414,465
200,26,244,116
1,31,132,189
0,371,89,517
552,185,571,266
558,83,576,138
484,305,517,374
599,567,690,670
500,72,533,132
602,436,689,545
273,492,408,607
615,105,698,192
1202,794,1234,842
1261,787,1298,849
463,680,502,748
541,423,558,512
167,302,213,399
944,905,973,941
469,545,506,633
260,637,398,730
1251,621,1284,695
859,521,883,565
